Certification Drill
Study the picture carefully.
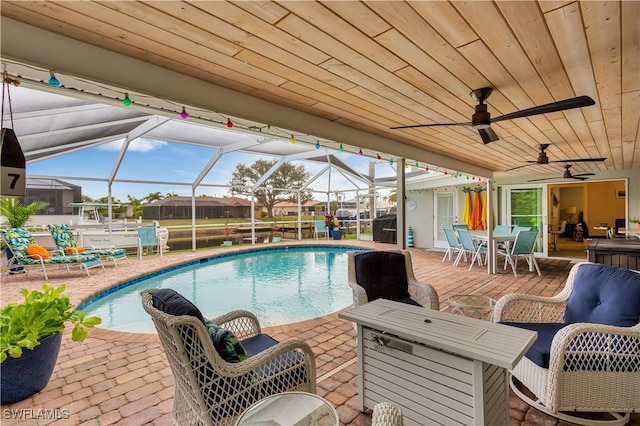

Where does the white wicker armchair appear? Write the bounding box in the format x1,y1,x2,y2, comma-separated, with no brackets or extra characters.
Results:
493,262,640,425
347,250,439,310
141,289,316,426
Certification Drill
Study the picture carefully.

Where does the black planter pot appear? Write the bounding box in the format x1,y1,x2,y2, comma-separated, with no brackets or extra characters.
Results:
1,332,63,405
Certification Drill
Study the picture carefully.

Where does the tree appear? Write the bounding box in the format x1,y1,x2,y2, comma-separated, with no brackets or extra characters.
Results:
145,192,164,203
228,159,312,217
0,198,49,228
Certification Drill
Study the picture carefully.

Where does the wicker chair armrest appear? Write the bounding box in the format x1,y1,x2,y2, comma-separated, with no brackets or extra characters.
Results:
408,279,440,310
212,310,261,340
548,322,640,375
493,293,566,323
348,281,369,308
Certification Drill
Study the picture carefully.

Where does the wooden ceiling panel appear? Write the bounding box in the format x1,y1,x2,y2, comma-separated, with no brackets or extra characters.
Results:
1,0,636,178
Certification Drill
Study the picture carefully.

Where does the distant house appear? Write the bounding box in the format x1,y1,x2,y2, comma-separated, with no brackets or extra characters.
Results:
24,177,81,215
274,200,327,217
142,196,258,220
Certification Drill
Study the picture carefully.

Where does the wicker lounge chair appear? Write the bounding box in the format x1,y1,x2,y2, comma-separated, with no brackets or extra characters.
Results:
47,223,128,267
347,250,439,309
141,289,316,425
1,227,104,280
494,262,640,425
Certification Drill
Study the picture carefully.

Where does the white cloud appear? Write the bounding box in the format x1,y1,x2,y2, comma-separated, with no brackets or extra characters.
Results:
98,138,168,152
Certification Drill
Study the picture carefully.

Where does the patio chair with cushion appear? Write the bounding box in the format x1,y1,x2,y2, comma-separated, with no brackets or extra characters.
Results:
141,288,316,426
347,250,439,309
493,262,640,425
47,223,129,267
0,227,104,280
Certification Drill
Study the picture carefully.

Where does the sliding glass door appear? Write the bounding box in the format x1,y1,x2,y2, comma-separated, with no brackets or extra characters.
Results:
502,184,548,256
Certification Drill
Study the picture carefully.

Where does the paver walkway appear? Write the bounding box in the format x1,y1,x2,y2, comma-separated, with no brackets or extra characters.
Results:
1,240,637,425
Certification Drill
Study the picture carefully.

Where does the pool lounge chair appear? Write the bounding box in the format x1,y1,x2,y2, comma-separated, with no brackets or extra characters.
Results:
47,223,129,267
1,227,104,280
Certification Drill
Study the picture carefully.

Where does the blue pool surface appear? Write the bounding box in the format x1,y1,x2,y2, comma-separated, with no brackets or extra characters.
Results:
80,246,367,333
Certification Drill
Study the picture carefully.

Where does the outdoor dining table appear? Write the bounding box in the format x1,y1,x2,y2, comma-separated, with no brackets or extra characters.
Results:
468,230,516,274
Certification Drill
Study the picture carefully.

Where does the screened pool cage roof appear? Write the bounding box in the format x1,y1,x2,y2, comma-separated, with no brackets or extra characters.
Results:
3,74,476,201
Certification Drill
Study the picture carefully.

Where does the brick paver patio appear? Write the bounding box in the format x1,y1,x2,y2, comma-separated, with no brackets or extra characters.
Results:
1,240,638,425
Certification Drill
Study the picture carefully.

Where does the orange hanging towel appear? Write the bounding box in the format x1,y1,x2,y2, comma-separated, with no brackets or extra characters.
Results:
472,191,484,230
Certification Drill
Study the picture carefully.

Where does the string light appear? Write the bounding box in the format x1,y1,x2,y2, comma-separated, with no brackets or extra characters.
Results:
377,153,382,160
425,166,429,172
48,71,61,88
122,93,132,107
315,141,321,149
339,143,344,152
226,118,233,128
290,134,296,143
358,148,363,156
414,162,419,167
389,159,394,165
180,107,189,119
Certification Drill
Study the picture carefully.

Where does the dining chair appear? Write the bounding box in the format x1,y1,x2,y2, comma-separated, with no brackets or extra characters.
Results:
493,225,510,234
452,223,469,231
548,221,566,251
511,225,532,233
442,227,465,263
454,228,486,270
498,230,540,276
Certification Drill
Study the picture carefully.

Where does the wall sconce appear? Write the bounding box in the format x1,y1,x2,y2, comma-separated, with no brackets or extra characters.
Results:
566,206,577,223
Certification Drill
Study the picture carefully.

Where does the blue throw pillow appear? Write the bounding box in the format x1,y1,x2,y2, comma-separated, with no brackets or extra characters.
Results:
204,319,248,363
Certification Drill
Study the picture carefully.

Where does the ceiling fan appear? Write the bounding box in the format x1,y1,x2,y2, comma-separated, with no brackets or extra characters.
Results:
528,164,595,182
505,144,606,172
390,87,595,144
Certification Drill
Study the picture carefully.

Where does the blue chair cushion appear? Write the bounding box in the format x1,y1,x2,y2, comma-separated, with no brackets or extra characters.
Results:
564,264,640,326
242,334,309,392
204,319,248,363
151,288,206,324
354,251,410,302
501,322,566,368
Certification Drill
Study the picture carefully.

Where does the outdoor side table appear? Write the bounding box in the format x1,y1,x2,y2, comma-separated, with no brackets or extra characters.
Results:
448,294,497,320
235,391,339,426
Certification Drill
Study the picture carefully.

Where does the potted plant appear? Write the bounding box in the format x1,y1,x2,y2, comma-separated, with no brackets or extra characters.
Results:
324,213,335,238
631,217,640,230
0,198,49,273
0,283,101,404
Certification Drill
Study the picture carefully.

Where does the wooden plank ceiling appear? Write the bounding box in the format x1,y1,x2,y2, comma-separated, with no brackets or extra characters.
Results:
1,1,638,178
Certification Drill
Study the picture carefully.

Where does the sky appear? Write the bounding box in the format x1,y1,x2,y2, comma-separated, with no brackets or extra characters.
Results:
27,135,399,203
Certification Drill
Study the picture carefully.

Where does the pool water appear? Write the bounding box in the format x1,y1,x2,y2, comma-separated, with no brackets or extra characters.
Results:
80,246,365,333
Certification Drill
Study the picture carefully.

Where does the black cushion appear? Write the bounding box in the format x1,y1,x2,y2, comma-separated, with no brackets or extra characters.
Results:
354,251,410,302
151,288,206,324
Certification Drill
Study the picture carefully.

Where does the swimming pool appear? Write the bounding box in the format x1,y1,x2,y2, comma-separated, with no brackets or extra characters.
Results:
79,246,367,333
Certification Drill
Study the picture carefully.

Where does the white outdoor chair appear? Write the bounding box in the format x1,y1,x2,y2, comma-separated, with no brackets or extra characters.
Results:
549,221,567,251
141,289,316,426
347,250,439,310
494,262,640,425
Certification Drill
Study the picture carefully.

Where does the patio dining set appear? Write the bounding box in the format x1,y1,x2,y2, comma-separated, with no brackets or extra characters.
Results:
442,223,541,276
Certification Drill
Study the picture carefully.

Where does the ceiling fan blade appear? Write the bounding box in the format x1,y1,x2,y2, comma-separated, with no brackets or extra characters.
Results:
572,173,596,178
491,96,595,123
570,176,590,181
478,127,499,144
504,162,539,172
528,176,558,182
390,122,471,130
550,157,606,163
